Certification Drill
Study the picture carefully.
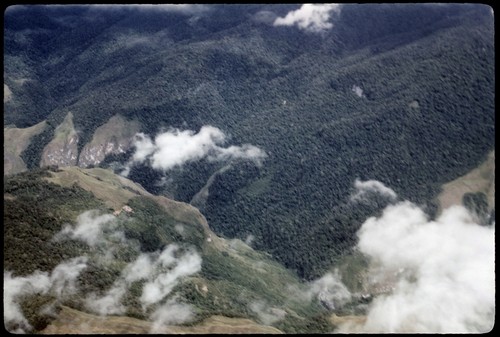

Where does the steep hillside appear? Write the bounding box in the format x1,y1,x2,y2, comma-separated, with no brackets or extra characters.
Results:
4,167,352,334
39,112,79,167
4,120,47,175
4,4,495,280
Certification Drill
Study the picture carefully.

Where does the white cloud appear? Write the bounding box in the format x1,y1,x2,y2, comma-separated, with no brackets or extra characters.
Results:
124,126,267,175
249,300,287,325
49,257,88,298
85,281,128,316
85,251,156,316
352,85,365,98
123,254,155,284
351,178,397,202
308,270,352,310
215,144,267,166
244,234,255,246
4,257,88,333
157,244,180,267
287,269,352,310
149,297,196,333
140,248,202,307
132,133,156,163
338,202,495,333
4,271,51,333
54,210,116,247
151,126,225,170
273,4,341,33
84,244,202,317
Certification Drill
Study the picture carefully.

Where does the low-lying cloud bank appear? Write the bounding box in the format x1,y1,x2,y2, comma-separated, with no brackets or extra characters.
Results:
338,200,495,333
273,4,341,33
122,125,266,176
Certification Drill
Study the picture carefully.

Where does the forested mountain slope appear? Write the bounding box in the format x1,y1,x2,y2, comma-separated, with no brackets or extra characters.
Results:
4,167,346,333
4,4,494,280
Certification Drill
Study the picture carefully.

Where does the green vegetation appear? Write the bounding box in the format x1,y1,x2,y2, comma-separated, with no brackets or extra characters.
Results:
4,168,336,333
125,196,206,251
4,168,103,274
4,3,494,318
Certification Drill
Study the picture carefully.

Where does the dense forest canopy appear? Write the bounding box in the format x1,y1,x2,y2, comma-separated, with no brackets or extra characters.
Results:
4,4,495,280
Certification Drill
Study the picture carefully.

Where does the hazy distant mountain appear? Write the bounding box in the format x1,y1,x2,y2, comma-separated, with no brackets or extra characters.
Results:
4,4,495,333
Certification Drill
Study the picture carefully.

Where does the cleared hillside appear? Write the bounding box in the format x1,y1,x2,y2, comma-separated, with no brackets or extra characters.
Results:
437,150,495,213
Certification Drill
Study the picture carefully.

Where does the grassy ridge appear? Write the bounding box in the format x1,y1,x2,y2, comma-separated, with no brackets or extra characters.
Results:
4,167,335,333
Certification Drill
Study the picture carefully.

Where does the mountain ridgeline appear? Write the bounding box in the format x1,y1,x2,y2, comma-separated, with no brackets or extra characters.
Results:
4,4,495,280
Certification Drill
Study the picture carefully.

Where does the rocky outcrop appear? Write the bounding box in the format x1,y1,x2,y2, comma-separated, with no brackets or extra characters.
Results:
40,112,79,168
78,115,140,168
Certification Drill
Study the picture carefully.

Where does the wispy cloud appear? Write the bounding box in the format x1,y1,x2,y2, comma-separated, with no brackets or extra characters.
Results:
350,178,397,202
149,297,196,333
50,208,202,330
4,257,88,333
123,126,266,175
140,247,202,307
249,300,287,325
49,257,89,298
85,281,128,316
273,4,341,33
85,244,202,322
287,269,352,310
339,202,495,333
4,271,52,333
352,85,365,98
54,210,116,247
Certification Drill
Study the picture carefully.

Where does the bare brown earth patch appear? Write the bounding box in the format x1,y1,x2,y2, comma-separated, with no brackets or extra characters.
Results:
4,120,47,175
330,313,367,326
40,306,283,334
436,150,495,214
